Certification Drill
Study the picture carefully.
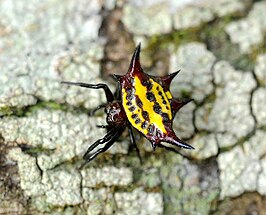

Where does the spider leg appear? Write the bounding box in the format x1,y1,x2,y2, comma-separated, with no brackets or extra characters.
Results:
84,128,118,156
81,128,124,166
96,125,109,129
89,104,107,116
128,126,142,163
61,81,114,102
114,80,122,100
151,142,157,151
84,137,117,163
157,143,192,160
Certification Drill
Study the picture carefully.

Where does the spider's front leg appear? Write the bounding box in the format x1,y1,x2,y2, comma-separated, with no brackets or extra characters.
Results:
80,127,124,168
89,104,107,116
61,81,114,102
96,125,109,129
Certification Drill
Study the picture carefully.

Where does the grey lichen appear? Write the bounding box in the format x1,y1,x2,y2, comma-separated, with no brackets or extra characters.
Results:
160,154,219,214
205,0,251,17
0,109,106,170
173,101,195,140
190,134,219,160
115,188,163,215
225,1,266,54
0,0,104,115
81,167,133,187
8,148,44,197
173,6,214,30
1,0,266,213
248,1,266,33
0,46,105,114
170,42,216,102
42,169,82,206
196,61,256,148
218,130,266,198
255,54,266,86
8,147,82,207
82,187,115,215
225,19,263,54
252,88,266,127
122,2,172,36
138,167,161,188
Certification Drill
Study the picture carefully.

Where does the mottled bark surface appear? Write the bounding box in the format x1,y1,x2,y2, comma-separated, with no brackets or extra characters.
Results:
0,0,266,214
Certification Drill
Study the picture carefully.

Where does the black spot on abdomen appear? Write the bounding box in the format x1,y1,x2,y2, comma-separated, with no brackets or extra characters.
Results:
135,96,143,108
162,113,170,123
142,79,153,91
153,102,162,114
131,113,138,119
126,88,133,94
126,101,132,106
141,121,148,129
147,124,155,135
146,92,155,102
142,111,150,121
135,118,141,124
129,106,136,112
126,94,134,101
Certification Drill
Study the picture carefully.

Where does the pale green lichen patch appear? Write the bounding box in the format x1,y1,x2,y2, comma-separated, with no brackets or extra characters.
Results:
122,2,172,36
201,18,256,71
160,154,219,214
8,148,83,207
0,109,106,170
0,0,105,116
82,187,116,215
225,1,266,55
173,6,214,30
8,148,45,197
42,169,82,206
173,101,195,140
252,88,266,127
218,130,266,198
189,133,219,160
115,188,163,215
81,167,133,187
205,0,252,17
254,54,266,87
170,42,216,102
195,61,256,149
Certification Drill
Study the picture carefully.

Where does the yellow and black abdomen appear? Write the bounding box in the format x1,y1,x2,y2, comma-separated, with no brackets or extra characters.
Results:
122,75,173,140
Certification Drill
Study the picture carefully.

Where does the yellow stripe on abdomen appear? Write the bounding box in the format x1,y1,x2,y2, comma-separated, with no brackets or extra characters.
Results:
122,76,172,135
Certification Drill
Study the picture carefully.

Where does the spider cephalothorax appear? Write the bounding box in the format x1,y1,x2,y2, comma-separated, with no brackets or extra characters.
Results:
62,43,194,164
105,102,127,126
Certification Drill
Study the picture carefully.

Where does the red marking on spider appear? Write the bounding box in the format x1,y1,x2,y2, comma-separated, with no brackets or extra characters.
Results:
62,43,194,166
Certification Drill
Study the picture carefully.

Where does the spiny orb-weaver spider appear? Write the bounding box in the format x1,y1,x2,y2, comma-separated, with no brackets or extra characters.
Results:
62,43,194,164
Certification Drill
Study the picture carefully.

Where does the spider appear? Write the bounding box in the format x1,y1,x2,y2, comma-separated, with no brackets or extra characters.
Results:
62,43,194,165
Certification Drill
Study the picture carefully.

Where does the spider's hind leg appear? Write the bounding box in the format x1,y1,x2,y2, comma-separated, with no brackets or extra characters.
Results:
128,126,142,164
61,81,114,102
80,128,124,168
